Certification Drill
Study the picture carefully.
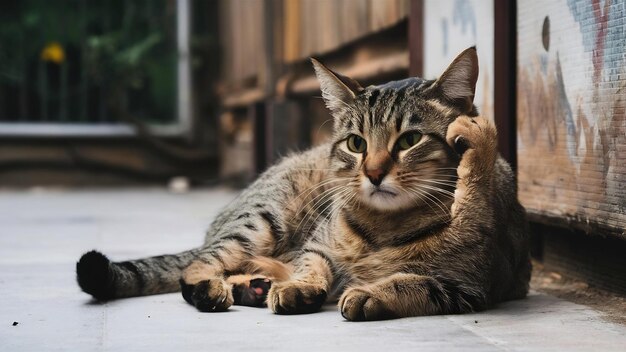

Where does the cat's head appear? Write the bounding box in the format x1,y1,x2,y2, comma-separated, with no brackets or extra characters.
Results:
313,47,479,211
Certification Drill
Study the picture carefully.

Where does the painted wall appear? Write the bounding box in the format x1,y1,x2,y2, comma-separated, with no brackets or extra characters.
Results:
423,0,494,120
517,0,626,236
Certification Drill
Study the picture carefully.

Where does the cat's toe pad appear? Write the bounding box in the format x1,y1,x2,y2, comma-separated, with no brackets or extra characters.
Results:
232,278,272,307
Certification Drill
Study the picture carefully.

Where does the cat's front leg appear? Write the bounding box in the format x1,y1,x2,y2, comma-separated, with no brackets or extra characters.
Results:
339,273,481,321
445,116,498,218
267,250,333,314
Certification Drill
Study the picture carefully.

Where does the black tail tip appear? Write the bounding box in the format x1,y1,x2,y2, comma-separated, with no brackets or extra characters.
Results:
76,250,115,301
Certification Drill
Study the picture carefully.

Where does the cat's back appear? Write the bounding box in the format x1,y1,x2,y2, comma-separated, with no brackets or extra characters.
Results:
205,143,335,252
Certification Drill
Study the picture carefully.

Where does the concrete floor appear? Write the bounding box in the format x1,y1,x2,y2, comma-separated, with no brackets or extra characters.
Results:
1,188,626,351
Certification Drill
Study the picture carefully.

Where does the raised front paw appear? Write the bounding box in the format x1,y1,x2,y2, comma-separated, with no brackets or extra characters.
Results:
267,280,327,315
339,287,394,321
446,116,497,178
446,116,497,156
180,278,234,312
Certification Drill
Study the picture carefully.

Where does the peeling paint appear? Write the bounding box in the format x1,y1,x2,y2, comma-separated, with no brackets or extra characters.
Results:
517,0,626,236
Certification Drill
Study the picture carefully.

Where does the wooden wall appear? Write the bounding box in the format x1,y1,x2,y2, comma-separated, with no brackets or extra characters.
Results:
517,0,626,237
282,0,408,62
218,0,267,93
423,0,495,121
217,0,410,181
219,0,409,97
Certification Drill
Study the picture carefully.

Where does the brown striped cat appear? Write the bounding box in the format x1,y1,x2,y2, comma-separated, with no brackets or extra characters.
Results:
77,47,531,320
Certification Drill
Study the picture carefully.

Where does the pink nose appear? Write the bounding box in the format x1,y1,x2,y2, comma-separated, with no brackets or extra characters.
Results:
365,168,386,186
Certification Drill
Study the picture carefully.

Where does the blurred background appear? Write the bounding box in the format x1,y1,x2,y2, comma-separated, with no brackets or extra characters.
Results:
0,1,625,292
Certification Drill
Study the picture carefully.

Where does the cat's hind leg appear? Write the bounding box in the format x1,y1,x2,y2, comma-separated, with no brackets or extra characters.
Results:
179,231,284,312
228,274,272,307
180,261,234,312
227,256,294,307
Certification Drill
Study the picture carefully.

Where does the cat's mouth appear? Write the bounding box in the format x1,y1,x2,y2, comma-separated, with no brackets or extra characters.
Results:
369,188,397,198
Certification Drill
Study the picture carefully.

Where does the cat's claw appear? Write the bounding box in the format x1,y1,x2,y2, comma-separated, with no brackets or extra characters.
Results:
453,135,470,155
446,116,497,154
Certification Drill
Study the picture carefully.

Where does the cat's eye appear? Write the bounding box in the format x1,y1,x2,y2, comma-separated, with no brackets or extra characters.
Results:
396,132,422,150
346,135,367,153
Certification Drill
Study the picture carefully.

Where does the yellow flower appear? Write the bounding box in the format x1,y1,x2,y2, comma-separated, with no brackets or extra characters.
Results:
41,42,65,64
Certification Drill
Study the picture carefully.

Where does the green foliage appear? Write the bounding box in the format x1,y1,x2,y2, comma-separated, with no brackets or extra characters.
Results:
0,0,177,123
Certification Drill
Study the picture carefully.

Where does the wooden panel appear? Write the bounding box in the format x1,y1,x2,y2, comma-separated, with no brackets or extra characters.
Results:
369,0,410,32
408,0,424,77
282,0,409,62
423,0,495,121
221,0,409,97
219,0,266,87
517,0,626,237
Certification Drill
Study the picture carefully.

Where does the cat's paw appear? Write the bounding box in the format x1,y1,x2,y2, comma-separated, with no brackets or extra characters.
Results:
180,278,234,312
446,116,497,178
339,287,393,321
231,277,272,307
446,116,497,156
267,280,327,314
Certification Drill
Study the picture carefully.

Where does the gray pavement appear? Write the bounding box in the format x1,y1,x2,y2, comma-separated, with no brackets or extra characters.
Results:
1,188,625,351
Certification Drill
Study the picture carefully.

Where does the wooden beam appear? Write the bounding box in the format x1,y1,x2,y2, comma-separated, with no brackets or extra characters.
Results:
408,0,424,77
288,51,409,95
494,0,517,169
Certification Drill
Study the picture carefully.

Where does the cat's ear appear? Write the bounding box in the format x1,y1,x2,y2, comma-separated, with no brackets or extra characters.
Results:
311,58,363,114
433,47,479,113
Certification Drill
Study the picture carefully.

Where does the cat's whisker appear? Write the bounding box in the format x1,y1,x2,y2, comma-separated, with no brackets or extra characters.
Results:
295,183,346,221
399,187,427,211
315,118,334,140
405,181,456,198
415,184,455,198
404,187,440,215
293,187,344,232
418,189,452,215
400,170,458,177
294,185,352,234
318,192,350,229
299,187,353,234
293,168,340,171
397,176,458,186
290,177,350,209
407,186,450,217
292,176,352,204
322,191,357,228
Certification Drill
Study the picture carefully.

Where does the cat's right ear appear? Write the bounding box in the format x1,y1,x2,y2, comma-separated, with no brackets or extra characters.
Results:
311,58,363,114
433,47,479,114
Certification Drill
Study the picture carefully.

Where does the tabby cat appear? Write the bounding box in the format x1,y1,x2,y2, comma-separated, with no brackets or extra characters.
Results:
77,47,531,321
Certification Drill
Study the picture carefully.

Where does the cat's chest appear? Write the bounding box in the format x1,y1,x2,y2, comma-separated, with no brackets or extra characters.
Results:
336,245,411,283
330,215,444,282
332,227,415,282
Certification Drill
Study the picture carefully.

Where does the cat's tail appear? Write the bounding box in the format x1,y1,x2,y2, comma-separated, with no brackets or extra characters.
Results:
76,249,198,301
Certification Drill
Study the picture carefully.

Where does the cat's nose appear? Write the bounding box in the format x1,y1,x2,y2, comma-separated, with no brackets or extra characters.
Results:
365,168,386,186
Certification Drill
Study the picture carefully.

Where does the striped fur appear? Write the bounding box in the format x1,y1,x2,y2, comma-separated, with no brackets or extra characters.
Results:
76,47,530,320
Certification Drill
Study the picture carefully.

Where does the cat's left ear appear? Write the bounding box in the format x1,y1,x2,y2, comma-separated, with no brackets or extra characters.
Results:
311,58,364,114
433,47,479,113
